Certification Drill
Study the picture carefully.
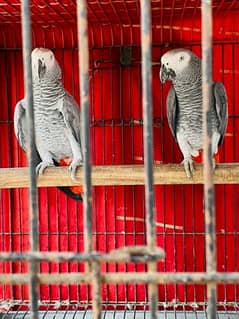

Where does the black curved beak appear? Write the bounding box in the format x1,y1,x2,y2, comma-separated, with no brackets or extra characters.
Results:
160,64,176,84
38,59,46,79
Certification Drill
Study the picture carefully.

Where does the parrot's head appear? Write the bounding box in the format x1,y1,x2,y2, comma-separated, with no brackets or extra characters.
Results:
160,48,199,84
31,48,61,82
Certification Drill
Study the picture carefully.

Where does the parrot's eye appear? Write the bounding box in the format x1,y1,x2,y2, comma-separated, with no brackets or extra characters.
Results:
166,62,169,66
179,56,184,61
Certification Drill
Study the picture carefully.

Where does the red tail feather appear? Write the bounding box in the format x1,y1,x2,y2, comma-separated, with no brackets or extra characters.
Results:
59,158,83,196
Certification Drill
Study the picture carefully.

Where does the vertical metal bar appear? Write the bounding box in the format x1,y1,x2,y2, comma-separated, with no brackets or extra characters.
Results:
21,1,39,319
4,50,14,300
76,2,101,319
77,0,92,257
201,1,216,319
91,261,101,319
140,1,157,318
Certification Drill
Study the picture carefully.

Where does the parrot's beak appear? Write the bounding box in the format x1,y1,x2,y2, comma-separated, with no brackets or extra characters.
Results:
160,64,176,83
38,59,46,79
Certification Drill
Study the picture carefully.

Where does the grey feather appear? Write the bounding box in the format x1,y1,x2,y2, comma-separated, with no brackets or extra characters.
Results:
14,99,46,166
14,99,28,152
213,81,228,145
61,92,82,145
166,86,178,140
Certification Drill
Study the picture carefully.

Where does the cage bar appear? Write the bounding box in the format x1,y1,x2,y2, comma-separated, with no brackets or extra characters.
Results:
140,0,158,318
202,1,216,319
1,272,239,285
76,1,101,318
76,0,92,253
20,1,39,318
0,248,164,262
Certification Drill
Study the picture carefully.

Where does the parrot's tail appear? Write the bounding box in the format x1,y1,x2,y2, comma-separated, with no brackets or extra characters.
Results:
55,158,83,201
57,186,83,201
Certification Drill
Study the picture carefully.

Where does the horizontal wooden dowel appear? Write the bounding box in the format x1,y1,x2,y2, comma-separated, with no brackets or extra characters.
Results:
0,164,239,189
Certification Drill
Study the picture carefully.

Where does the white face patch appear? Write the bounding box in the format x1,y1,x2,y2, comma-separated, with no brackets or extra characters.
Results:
161,49,192,75
31,48,56,80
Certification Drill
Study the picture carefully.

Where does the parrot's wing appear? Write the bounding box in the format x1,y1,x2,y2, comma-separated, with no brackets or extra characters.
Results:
61,93,82,144
14,99,28,152
166,86,178,141
14,99,42,165
213,81,228,145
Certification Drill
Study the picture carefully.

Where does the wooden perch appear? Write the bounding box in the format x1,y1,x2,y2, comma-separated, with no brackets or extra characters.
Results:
0,164,239,189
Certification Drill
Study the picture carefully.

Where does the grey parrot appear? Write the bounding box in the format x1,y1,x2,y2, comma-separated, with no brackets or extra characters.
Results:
159,48,228,177
14,48,83,200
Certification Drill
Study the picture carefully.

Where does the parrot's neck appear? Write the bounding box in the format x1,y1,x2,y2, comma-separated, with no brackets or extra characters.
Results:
173,70,202,111
33,79,65,108
174,76,201,94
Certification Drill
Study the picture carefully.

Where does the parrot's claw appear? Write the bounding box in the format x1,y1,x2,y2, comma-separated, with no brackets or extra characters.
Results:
69,160,82,183
36,161,54,175
182,158,195,178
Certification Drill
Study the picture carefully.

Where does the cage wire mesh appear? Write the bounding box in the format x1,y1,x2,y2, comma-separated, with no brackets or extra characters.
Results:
0,0,239,318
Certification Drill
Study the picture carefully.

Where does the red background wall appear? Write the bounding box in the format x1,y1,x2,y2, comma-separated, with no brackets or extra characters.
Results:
0,1,239,309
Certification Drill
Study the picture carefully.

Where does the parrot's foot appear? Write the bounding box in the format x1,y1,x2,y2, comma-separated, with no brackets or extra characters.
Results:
182,158,195,178
69,159,82,183
36,161,54,175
